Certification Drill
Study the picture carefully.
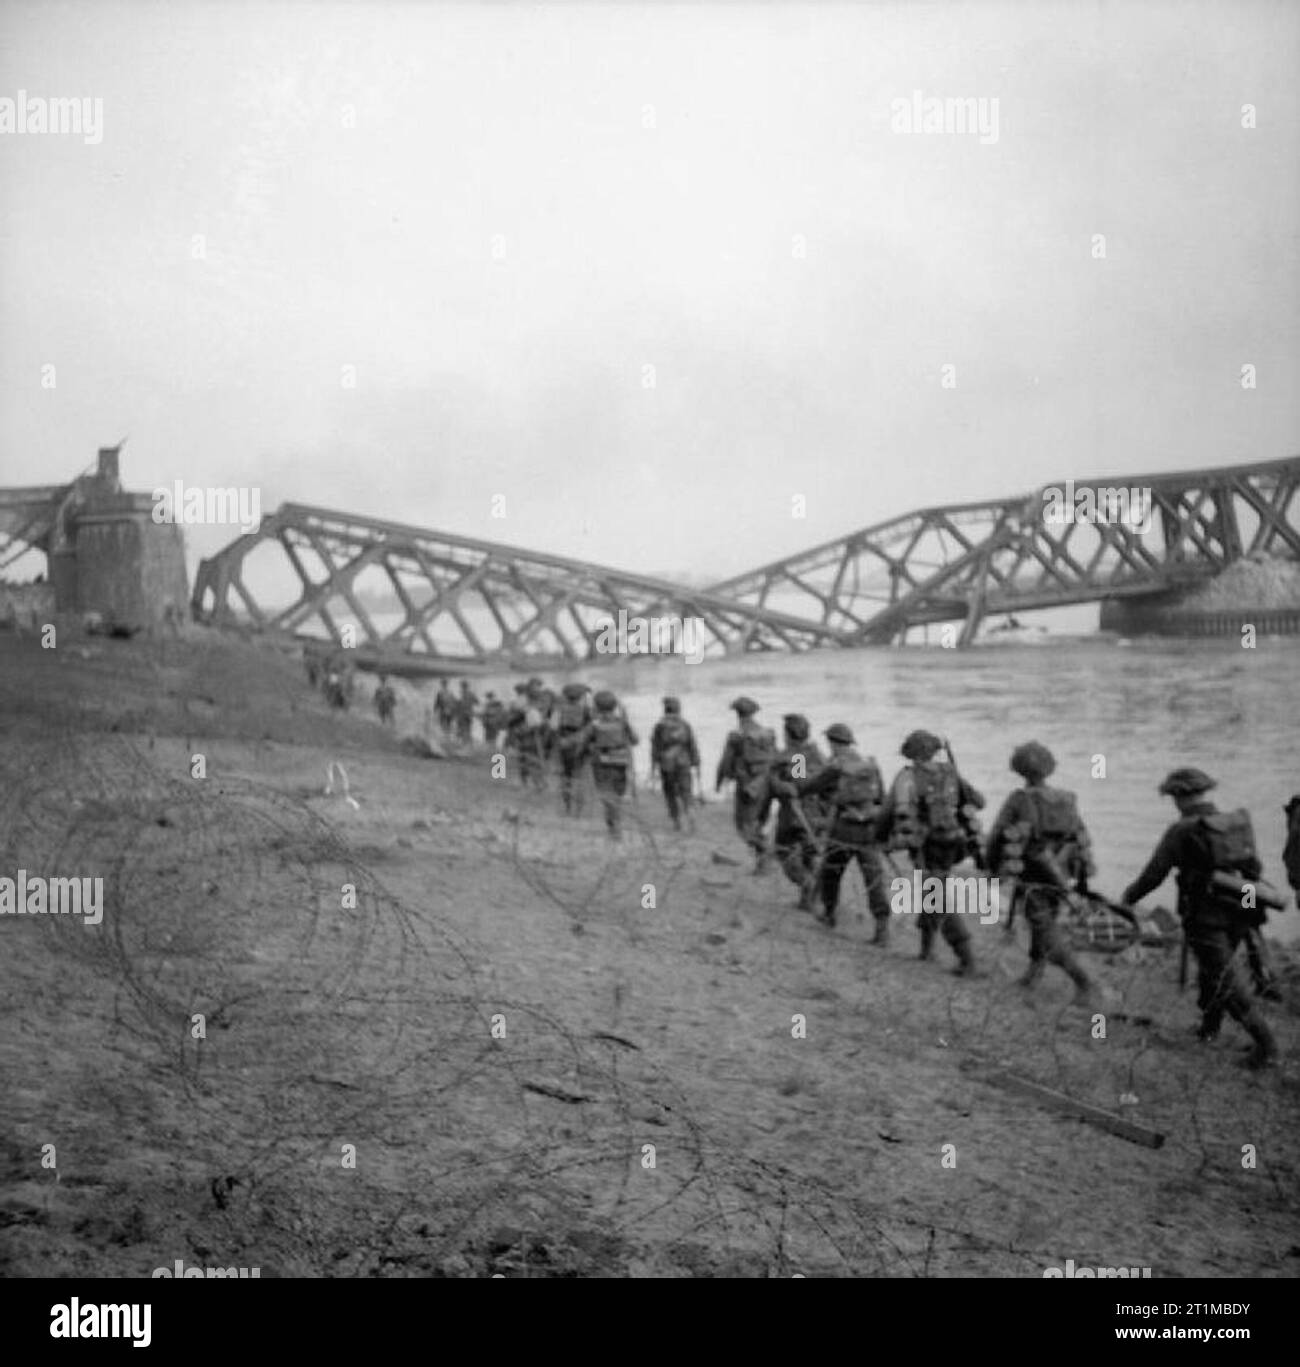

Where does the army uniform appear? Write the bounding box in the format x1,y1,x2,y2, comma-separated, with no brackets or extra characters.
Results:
795,723,891,935
715,697,777,869
325,664,349,710
373,675,397,727
651,696,700,831
481,693,506,748
985,742,1097,1002
455,682,479,744
767,714,828,911
879,730,982,974
582,691,639,838
1122,768,1276,1069
527,679,557,764
1285,796,1300,895
434,682,455,737
553,682,594,816
506,684,547,788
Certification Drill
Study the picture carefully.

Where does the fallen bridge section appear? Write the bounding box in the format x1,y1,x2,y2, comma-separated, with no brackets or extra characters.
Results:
707,455,1300,644
191,502,858,667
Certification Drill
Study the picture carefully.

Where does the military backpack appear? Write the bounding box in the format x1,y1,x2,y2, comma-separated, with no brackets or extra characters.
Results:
735,722,776,780
913,763,964,842
657,716,693,768
591,717,631,766
835,755,883,821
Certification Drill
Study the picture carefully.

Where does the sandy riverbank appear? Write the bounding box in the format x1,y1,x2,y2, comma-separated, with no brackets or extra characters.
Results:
1,630,1296,1277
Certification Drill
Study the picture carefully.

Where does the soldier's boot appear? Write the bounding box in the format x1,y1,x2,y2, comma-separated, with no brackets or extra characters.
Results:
951,938,982,977
1071,978,1103,1010
1194,1012,1222,1044
821,902,838,928
753,848,771,876
796,879,817,913
1239,1015,1277,1070
870,915,890,947
1018,959,1045,989
1246,935,1282,1001
918,920,936,961
1058,949,1098,1005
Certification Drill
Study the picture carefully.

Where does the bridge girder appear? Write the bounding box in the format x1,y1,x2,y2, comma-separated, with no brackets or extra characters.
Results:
707,455,1300,644
190,502,857,667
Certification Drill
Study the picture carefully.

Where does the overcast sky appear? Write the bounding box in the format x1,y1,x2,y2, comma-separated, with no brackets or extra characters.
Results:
1,0,1296,583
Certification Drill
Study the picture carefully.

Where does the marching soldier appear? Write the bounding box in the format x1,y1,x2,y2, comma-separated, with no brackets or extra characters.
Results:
434,680,456,738
1285,795,1300,896
715,697,776,871
553,681,594,815
582,690,639,839
879,729,983,975
767,714,828,911
650,696,700,832
1121,768,1277,1070
793,723,891,937
455,680,478,745
373,673,397,727
985,742,1099,1004
505,683,546,788
481,691,506,748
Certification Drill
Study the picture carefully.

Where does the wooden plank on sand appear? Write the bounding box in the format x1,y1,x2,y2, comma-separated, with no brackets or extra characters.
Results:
975,1068,1166,1149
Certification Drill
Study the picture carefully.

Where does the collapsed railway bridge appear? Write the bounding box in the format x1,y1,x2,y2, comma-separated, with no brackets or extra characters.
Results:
706,455,1300,648
4,450,1296,664
185,455,1299,666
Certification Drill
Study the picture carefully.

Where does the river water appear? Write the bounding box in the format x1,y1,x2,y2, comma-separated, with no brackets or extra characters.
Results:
452,634,1300,941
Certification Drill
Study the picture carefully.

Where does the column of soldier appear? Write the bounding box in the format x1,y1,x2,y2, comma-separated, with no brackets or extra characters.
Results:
450,682,1295,1072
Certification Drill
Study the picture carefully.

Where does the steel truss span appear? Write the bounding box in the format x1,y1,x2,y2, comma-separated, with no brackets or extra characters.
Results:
190,502,857,667
706,456,1300,645
188,457,1299,661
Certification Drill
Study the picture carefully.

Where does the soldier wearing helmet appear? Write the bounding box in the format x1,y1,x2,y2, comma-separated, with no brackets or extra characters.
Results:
715,697,777,872
791,723,891,934
1121,768,1277,1069
651,696,700,833
986,742,1099,1005
767,714,828,911
553,682,594,815
877,729,985,973
580,690,639,839
505,680,549,789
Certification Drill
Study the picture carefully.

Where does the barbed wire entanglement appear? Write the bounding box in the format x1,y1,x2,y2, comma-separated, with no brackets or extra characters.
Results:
1,647,1295,1278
